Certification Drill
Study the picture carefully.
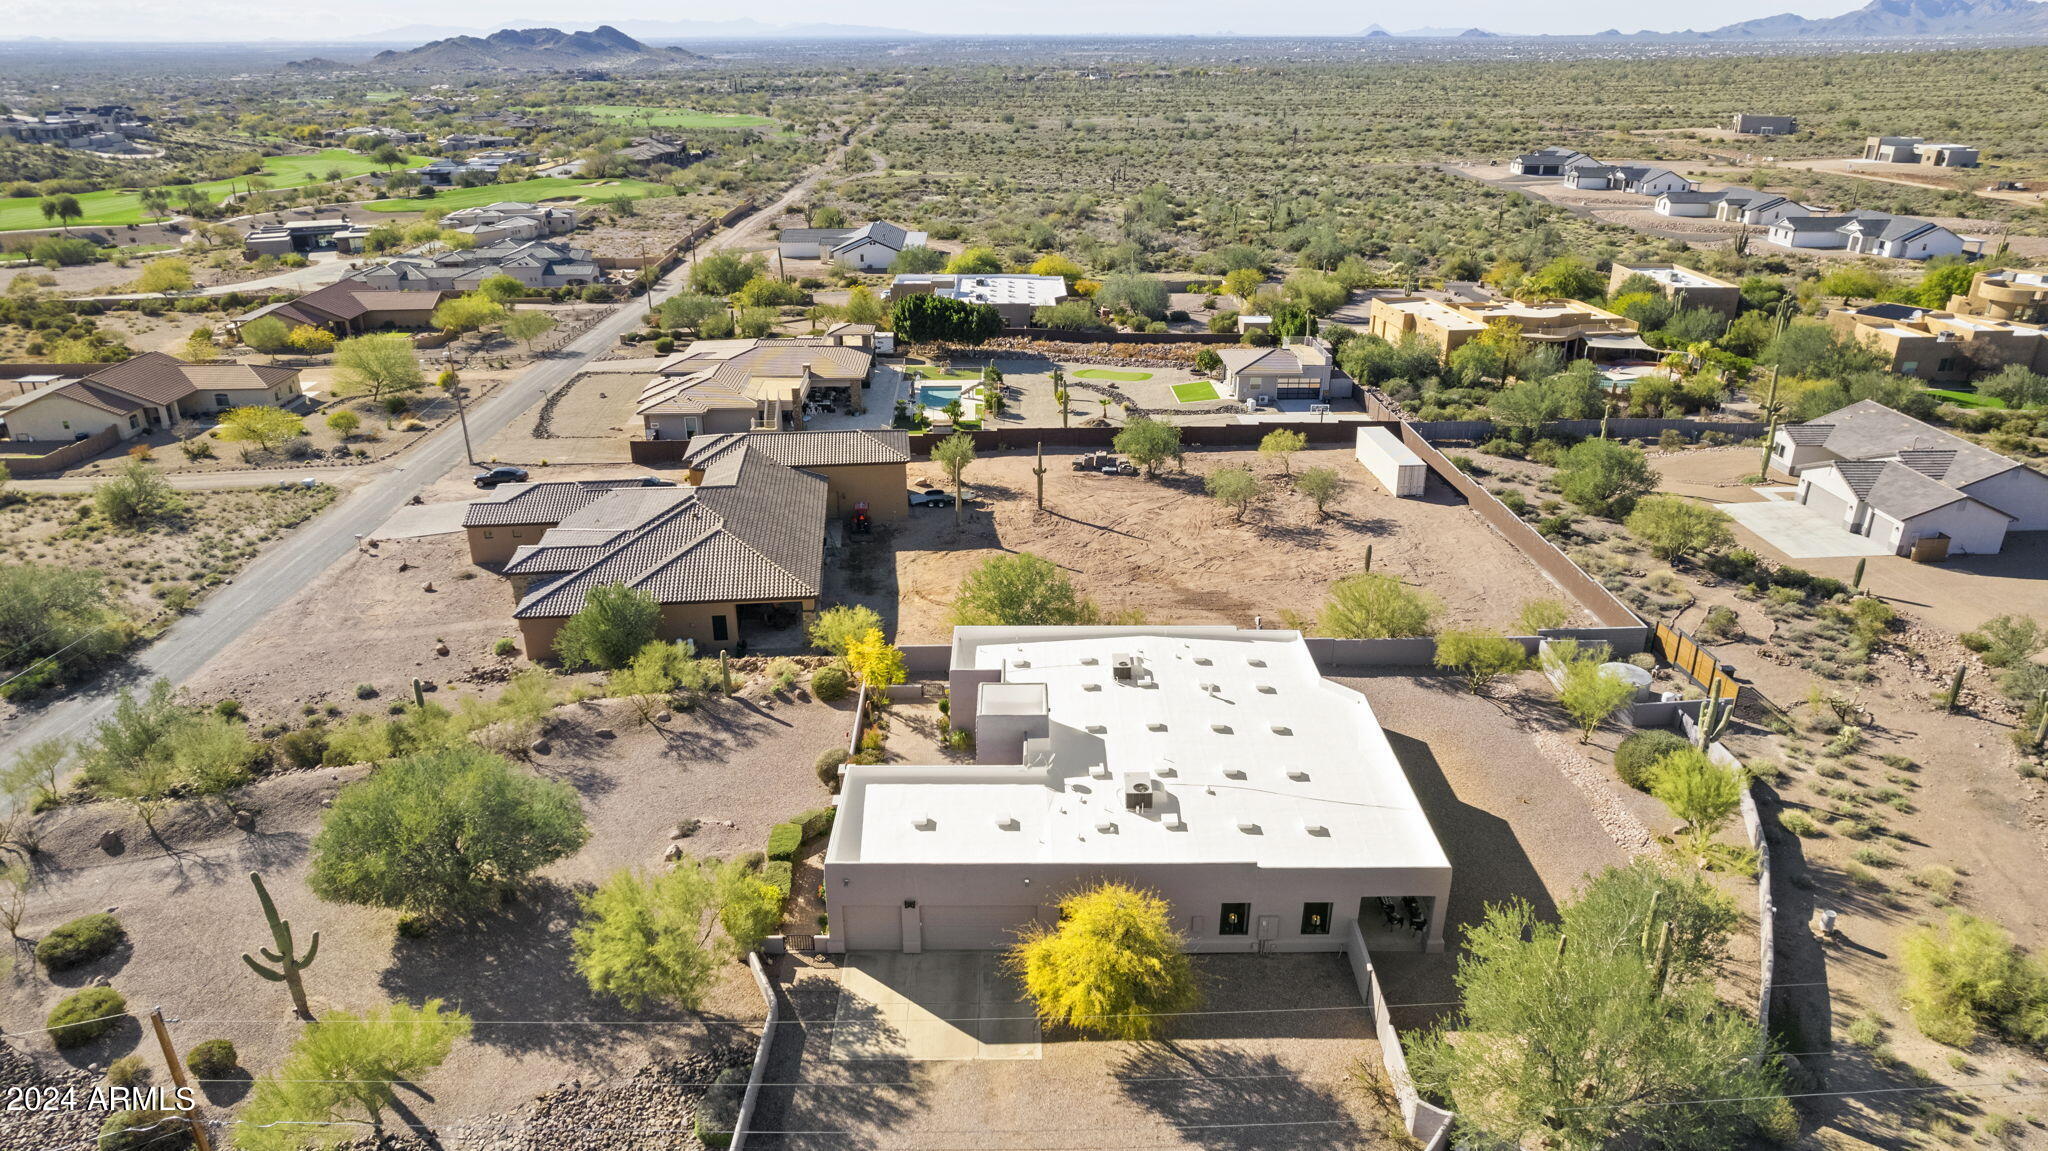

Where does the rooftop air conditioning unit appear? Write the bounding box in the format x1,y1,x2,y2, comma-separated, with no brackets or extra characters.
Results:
1112,653,1140,682
1309,403,1332,414
1124,773,1159,812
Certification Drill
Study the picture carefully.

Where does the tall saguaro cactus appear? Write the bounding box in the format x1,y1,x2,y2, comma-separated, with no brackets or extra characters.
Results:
241,871,319,1019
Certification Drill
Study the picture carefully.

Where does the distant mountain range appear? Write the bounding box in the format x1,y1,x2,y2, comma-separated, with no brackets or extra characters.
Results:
360,25,700,69
1701,0,2048,38
352,18,925,43
1359,24,1498,36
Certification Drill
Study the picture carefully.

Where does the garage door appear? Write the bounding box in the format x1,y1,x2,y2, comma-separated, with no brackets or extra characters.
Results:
1800,483,1853,528
839,905,902,951
920,905,1041,951
1276,387,1321,400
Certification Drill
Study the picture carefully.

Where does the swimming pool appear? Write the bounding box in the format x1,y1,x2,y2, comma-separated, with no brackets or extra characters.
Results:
919,384,966,407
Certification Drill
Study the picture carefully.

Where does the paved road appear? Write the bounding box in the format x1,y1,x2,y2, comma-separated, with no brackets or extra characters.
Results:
0,137,856,756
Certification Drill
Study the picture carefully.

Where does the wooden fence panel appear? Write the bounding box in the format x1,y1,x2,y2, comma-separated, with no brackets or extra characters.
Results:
1654,622,1740,699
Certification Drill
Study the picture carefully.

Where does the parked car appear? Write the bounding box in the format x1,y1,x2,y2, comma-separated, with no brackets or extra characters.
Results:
473,466,530,489
909,488,956,508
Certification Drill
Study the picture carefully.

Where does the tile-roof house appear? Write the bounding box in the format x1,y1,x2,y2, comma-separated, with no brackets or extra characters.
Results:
464,432,908,655
1772,399,2048,555
1654,190,1723,218
233,270,452,336
0,352,304,443
636,338,875,440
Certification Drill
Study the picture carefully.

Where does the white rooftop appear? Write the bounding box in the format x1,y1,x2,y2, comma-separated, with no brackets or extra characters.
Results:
831,628,1449,872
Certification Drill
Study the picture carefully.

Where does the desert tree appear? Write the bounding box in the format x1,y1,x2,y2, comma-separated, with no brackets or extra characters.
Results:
333,333,423,401
1113,416,1182,478
1649,747,1743,854
931,431,976,528
1318,572,1437,639
845,628,907,693
217,407,306,454
1258,428,1307,475
1204,464,1261,522
503,310,555,353
236,1000,472,1150
1433,628,1530,695
553,584,663,671
807,604,885,657
308,746,588,920
92,459,182,528
1626,496,1735,562
1555,649,1638,743
1007,883,1200,1040
1294,465,1345,518
953,552,1101,627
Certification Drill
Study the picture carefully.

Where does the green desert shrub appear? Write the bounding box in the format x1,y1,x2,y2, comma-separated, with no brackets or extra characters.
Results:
98,1110,193,1151
1902,913,2048,1048
795,807,836,839
47,986,127,1049
185,1038,238,1077
1613,729,1691,792
766,822,803,862
814,747,848,789
696,1065,748,1149
810,665,851,702
36,912,126,971
762,860,794,901
105,1054,150,1087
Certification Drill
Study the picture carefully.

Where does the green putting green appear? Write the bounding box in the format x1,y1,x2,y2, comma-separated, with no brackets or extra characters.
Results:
1076,368,1154,382
1171,381,1222,402
1923,388,2007,410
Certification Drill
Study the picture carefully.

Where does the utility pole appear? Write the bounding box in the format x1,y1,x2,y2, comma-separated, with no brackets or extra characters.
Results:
148,1008,215,1151
447,369,475,466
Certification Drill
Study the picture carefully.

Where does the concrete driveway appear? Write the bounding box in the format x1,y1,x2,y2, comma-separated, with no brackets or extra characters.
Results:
829,951,1042,1062
1723,490,1893,560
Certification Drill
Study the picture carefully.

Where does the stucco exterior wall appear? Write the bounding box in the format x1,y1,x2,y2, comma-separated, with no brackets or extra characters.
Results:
826,858,1451,954
811,461,909,521
1,394,139,443
1887,501,2011,556
466,522,553,565
645,407,754,441
1962,467,2048,532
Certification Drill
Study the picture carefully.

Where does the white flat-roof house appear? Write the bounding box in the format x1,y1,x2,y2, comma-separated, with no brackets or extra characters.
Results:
882,273,1071,326
825,627,1453,955
1772,400,2048,555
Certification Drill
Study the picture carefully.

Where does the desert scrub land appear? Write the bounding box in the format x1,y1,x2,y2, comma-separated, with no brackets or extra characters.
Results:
0,480,335,706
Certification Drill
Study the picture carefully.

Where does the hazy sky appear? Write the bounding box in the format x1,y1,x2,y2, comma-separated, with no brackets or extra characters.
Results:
3,0,1871,42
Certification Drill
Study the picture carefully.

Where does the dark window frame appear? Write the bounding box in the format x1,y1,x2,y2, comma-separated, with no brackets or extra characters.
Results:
1300,902,1332,935
1218,902,1249,936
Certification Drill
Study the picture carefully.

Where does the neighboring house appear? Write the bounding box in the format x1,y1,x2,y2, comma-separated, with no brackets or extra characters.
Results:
1948,269,2048,323
441,201,579,235
1771,399,2048,555
0,352,303,444
350,240,600,292
1653,190,1722,217
1367,293,1641,359
824,626,1453,954
1563,165,1694,196
331,125,425,144
1839,215,1971,261
467,432,907,654
614,137,695,167
1732,113,1797,136
1827,304,2048,381
1863,136,1979,167
686,428,911,522
438,133,517,151
1,105,150,150
233,271,452,336
1766,215,1859,250
244,219,372,257
1508,147,1590,176
1608,263,1741,318
1216,339,1342,405
778,220,930,270
1717,193,1813,227
414,153,531,187
882,274,1070,326
636,338,874,439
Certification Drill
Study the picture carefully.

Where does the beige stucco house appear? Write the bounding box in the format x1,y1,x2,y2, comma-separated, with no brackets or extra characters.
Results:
463,430,911,657
636,338,873,441
0,352,304,445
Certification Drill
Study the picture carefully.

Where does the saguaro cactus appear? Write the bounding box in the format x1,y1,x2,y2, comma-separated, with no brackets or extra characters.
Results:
241,871,318,1019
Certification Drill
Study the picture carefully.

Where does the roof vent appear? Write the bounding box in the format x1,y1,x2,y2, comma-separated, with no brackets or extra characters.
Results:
1193,656,1212,666
1246,657,1267,668
1012,659,1031,668
995,816,1020,831
1085,723,1107,734
1224,767,1247,780
1095,819,1118,834
1211,723,1232,734
1082,682,1102,692
913,814,935,831
1200,681,1220,693
1287,769,1310,782
1080,656,1099,666
1256,684,1276,694
1271,724,1293,736
1237,820,1262,834
1147,721,1168,732
1303,822,1329,836
1155,765,1177,777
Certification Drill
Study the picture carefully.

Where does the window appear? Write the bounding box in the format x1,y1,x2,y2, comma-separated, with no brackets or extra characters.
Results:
1300,902,1332,935
213,393,230,408
1218,903,1249,936
483,530,495,540
711,614,729,643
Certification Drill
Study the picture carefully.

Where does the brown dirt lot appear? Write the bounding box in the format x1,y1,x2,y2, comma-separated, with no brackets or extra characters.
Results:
849,446,1590,642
